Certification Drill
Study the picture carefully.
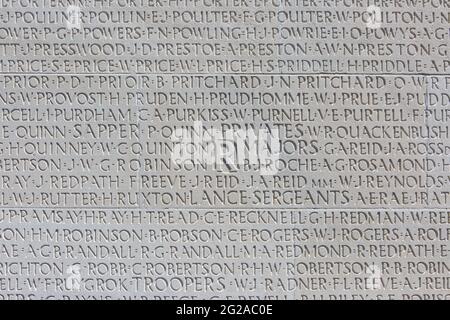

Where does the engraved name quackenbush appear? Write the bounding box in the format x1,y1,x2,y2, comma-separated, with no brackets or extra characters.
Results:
0,0,449,300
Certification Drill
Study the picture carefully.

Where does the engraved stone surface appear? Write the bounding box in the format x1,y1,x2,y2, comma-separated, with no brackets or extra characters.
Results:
0,0,449,300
